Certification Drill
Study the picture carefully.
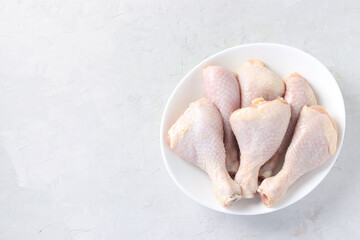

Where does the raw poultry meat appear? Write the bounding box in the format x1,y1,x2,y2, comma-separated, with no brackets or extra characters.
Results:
230,98,291,198
259,73,317,179
167,98,241,206
238,60,285,108
203,66,240,175
257,105,337,207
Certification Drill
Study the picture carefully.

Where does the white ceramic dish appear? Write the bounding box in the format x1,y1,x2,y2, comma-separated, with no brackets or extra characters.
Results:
160,43,345,215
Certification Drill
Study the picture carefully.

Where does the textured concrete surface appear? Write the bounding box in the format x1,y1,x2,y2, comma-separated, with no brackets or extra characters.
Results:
0,0,359,239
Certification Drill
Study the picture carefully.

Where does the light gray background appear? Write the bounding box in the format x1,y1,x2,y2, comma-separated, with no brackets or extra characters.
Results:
0,0,358,239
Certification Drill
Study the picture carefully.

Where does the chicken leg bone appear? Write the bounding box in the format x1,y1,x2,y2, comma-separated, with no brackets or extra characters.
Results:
230,98,291,198
203,66,240,176
168,98,241,207
259,73,317,179
257,105,337,207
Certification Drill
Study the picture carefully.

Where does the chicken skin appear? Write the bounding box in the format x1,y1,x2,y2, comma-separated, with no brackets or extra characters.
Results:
167,98,241,207
203,66,240,175
257,105,337,207
238,60,285,108
230,98,291,198
259,73,317,179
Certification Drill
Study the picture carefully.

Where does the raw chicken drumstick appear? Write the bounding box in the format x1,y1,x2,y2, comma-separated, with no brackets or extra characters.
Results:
230,98,291,198
203,66,240,176
257,105,337,207
259,73,317,179
238,60,285,108
167,98,241,207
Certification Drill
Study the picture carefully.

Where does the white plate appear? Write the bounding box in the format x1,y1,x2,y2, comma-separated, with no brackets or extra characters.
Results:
160,43,345,215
